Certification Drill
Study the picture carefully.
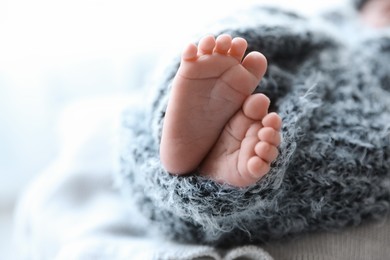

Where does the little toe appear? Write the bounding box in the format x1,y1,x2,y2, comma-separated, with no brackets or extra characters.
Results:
198,35,216,55
255,142,279,163
182,43,199,61
247,156,270,179
242,94,270,121
228,37,248,61
214,34,232,54
258,127,281,146
262,112,282,131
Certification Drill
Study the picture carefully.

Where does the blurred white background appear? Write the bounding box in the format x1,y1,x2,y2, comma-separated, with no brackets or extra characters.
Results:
0,0,341,258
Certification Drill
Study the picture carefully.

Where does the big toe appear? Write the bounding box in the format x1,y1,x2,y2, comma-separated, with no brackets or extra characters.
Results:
242,52,267,81
242,94,270,121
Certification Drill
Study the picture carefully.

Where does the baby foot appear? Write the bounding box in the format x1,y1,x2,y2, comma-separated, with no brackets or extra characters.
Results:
360,0,390,28
160,34,267,175
199,94,282,187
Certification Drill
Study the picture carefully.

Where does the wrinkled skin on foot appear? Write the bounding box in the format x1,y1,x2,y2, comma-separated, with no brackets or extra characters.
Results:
160,34,282,187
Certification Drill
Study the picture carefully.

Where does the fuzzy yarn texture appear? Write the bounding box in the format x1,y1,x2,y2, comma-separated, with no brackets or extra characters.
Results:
353,0,369,10
118,3,390,247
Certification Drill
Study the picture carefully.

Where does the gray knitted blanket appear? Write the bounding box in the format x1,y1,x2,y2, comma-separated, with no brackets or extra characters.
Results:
118,1,390,247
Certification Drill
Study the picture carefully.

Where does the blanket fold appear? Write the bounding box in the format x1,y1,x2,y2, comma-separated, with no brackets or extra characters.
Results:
118,4,390,246
13,95,390,259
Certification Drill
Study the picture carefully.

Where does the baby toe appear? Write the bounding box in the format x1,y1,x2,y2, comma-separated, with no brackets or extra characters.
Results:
262,112,282,131
182,43,199,61
242,94,270,121
214,34,232,54
254,142,279,163
198,35,216,55
228,37,247,61
258,127,281,146
247,156,270,179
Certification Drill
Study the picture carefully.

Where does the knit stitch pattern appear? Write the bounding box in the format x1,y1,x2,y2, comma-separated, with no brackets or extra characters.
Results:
118,4,390,247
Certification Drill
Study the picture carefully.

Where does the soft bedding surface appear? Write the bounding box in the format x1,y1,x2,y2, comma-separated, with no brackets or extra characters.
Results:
13,96,390,260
